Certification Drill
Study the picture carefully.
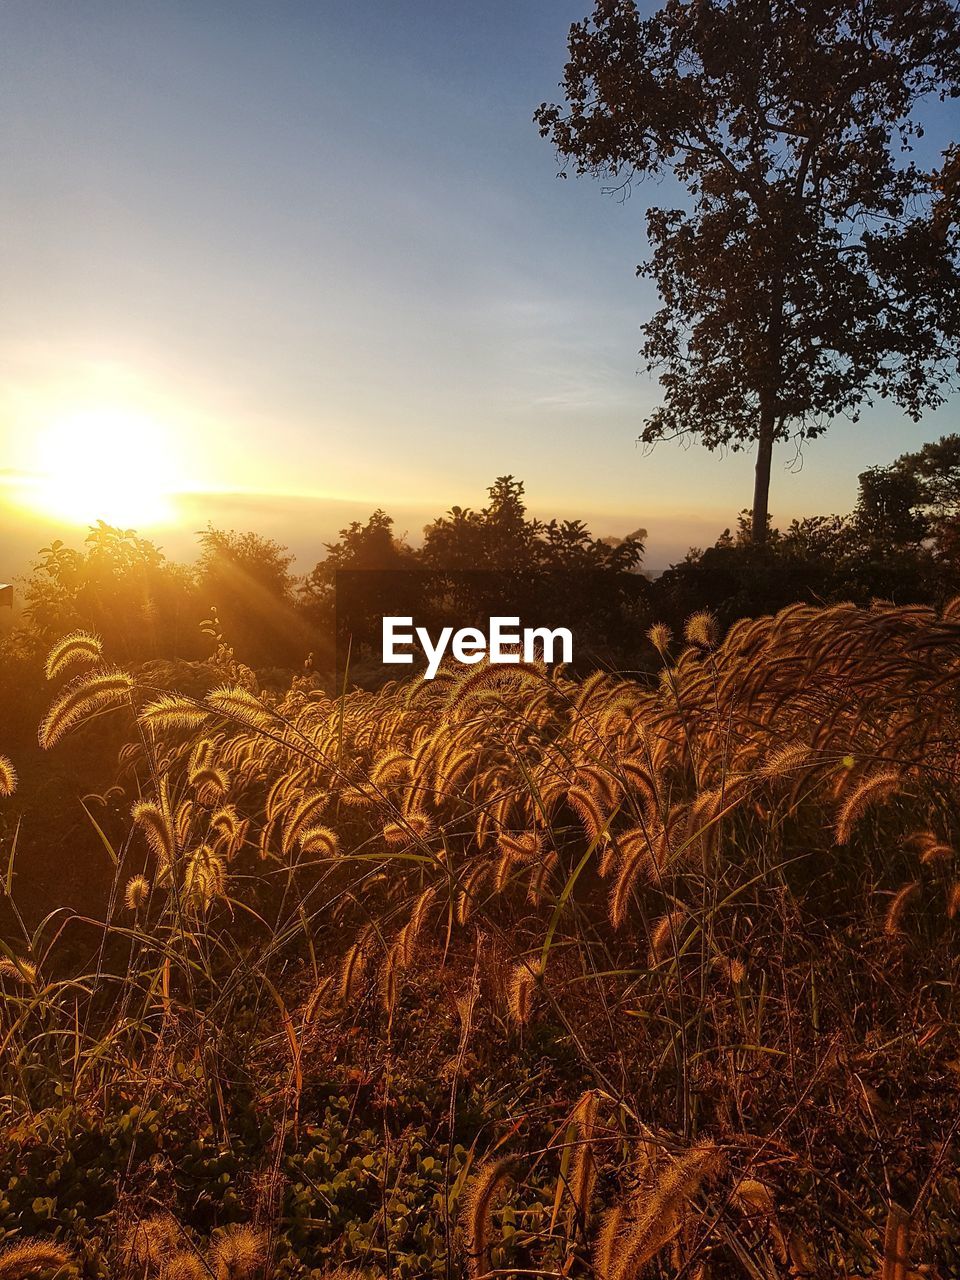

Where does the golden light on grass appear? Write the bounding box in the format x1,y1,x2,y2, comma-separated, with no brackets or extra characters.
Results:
25,408,186,528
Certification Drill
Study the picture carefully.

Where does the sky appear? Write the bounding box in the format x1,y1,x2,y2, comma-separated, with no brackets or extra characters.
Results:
0,0,958,574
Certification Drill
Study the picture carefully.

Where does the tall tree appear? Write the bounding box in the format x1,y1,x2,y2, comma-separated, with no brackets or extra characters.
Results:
537,0,960,541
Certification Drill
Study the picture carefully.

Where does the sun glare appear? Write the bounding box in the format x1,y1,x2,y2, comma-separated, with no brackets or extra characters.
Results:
27,409,184,528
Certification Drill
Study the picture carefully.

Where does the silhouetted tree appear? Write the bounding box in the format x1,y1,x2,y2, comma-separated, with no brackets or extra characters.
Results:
537,0,960,543
895,434,960,521
855,433,960,586
300,511,420,656
421,477,542,572
306,511,417,581
855,463,928,544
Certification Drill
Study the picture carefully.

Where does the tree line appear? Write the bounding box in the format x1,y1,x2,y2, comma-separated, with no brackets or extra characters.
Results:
3,441,960,690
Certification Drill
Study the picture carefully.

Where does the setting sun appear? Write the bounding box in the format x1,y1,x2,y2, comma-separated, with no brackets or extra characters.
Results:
26,409,184,528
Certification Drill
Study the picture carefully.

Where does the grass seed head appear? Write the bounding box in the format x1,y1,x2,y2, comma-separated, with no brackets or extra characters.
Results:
0,754,17,797
125,874,151,911
44,630,103,681
209,1226,268,1280
0,1241,73,1280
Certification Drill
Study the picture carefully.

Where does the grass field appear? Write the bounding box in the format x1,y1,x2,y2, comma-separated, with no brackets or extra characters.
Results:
2,599,960,1279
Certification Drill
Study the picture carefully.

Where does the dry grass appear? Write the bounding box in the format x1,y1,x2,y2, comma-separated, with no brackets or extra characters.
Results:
3,597,960,1275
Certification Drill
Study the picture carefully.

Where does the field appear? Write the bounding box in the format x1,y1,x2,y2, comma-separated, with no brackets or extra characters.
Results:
2,598,960,1280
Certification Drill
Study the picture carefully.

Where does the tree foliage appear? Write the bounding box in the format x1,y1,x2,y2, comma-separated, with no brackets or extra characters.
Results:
18,522,196,659
421,476,644,574
536,0,960,540
658,433,960,623
196,525,304,667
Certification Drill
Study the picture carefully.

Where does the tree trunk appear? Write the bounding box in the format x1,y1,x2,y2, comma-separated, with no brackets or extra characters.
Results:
754,266,784,546
752,407,775,545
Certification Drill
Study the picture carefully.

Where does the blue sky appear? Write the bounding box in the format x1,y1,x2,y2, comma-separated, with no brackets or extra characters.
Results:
0,0,957,571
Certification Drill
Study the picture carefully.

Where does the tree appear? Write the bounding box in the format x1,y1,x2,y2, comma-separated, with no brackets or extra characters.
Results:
299,511,420,653
854,461,927,543
18,522,198,659
421,477,542,571
306,510,417,581
423,477,648,665
897,433,960,523
196,526,304,667
536,0,960,542
855,433,960,574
